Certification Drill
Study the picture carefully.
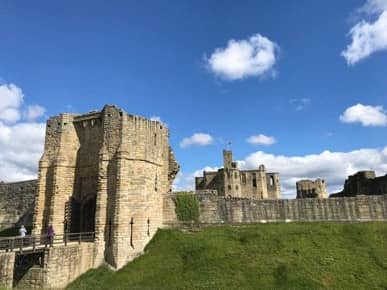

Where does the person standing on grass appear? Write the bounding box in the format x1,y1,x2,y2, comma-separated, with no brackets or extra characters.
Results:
19,225,27,237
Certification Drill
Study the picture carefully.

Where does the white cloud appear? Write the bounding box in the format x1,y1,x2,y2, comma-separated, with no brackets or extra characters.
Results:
0,121,45,181
246,134,276,146
357,0,387,17
24,105,46,121
289,98,311,111
342,0,387,65
340,103,387,126
0,83,46,181
0,83,24,123
179,133,214,148
238,148,387,197
177,147,387,198
206,34,279,80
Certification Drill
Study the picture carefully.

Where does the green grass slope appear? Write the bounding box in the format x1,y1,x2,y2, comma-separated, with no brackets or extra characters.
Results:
67,223,387,290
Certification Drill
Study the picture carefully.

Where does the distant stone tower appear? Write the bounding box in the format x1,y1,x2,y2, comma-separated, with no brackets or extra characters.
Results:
195,150,281,199
296,179,327,198
32,105,179,269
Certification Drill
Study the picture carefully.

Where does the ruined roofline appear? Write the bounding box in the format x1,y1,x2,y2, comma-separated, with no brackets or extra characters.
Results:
297,178,325,182
241,169,279,174
46,104,167,128
201,168,279,175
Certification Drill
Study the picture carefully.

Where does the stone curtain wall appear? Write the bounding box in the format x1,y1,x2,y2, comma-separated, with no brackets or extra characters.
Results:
0,180,36,228
164,192,387,224
15,243,96,289
196,193,387,224
0,252,15,288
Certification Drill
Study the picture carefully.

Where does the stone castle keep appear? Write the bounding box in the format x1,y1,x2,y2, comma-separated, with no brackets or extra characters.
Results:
195,150,281,199
32,105,179,269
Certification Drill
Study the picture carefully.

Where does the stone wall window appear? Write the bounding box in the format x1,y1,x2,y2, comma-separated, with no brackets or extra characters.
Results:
270,176,274,186
154,133,157,146
236,185,238,190
228,185,231,191
234,172,238,179
242,174,246,184
253,178,257,187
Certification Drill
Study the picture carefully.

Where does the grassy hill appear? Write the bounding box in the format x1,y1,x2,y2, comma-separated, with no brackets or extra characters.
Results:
67,222,387,290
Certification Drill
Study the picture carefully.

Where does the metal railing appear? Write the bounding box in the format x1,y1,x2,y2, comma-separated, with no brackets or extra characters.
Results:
0,232,95,253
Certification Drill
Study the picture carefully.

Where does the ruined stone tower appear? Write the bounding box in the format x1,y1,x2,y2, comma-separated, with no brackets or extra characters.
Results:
195,150,281,199
32,105,179,269
296,179,327,198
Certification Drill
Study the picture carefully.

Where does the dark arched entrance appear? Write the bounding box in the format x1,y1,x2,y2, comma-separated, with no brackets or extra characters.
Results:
80,196,96,233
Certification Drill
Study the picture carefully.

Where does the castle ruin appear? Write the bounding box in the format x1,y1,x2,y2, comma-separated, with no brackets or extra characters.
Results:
330,170,387,197
32,105,179,269
296,179,327,198
195,150,281,199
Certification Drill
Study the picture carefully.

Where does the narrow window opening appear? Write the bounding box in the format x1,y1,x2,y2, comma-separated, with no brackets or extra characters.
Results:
147,218,150,237
108,220,112,246
228,185,232,191
130,218,134,248
270,176,274,186
154,133,157,146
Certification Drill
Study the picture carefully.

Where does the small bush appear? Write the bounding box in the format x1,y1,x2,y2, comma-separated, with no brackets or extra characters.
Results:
174,192,199,222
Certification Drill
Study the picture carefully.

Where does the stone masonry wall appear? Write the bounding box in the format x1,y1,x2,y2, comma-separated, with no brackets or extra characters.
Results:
0,252,15,289
163,192,387,224
0,180,36,228
33,105,178,271
16,243,96,289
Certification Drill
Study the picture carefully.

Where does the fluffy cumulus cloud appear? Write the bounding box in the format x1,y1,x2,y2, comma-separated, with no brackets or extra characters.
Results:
176,148,387,198
342,0,387,65
340,103,387,126
246,134,276,146
24,105,46,121
206,34,279,80
179,133,214,148
0,83,46,181
0,83,24,123
238,148,387,197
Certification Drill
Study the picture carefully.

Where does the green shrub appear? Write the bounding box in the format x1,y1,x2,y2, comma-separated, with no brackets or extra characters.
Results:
174,192,199,222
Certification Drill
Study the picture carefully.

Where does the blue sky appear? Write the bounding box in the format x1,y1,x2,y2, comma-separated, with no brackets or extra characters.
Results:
0,0,386,196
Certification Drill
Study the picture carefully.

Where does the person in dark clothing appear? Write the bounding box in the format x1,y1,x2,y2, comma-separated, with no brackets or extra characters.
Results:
47,225,55,247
